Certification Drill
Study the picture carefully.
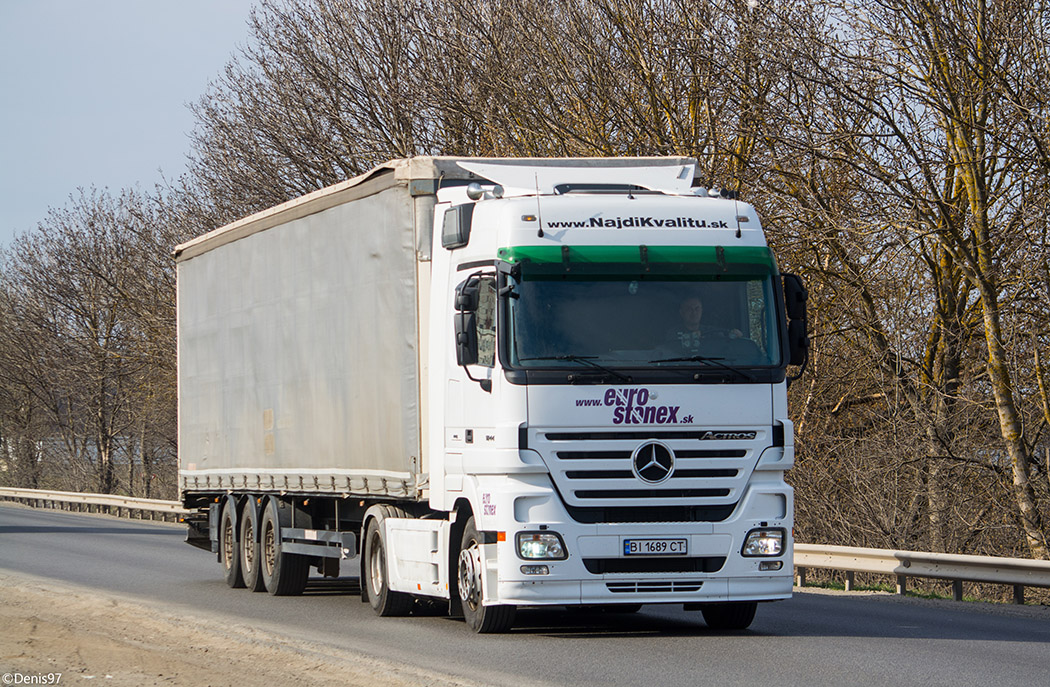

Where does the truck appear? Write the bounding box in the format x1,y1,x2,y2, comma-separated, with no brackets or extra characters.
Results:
177,156,808,633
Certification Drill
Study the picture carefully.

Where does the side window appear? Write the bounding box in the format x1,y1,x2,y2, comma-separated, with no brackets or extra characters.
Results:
476,276,496,367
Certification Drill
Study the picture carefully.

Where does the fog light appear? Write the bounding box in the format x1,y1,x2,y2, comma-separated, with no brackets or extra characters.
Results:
742,528,784,557
521,565,550,575
759,560,783,571
516,532,568,560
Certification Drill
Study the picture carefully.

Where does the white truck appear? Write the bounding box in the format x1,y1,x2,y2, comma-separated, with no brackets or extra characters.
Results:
177,157,808,633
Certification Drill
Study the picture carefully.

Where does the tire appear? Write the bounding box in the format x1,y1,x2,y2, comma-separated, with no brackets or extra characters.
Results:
239,500,266,592
700,602,757,630
259,500,310,596
458,516,515,633
363,505,414,616
219,500,245,589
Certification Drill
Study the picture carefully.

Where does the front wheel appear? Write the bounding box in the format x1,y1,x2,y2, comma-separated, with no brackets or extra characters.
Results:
700,601,757,630
458,516,515,633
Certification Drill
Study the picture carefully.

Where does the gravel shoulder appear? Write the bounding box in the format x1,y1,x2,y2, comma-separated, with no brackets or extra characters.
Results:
0,569,478,687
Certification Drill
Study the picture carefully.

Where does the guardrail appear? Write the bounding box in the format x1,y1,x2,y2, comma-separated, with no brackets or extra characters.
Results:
0,486,190,521
794,543,1050,604
3,487,1049,604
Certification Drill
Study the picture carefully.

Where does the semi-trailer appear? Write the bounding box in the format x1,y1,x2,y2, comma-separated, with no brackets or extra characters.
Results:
177,156,808,633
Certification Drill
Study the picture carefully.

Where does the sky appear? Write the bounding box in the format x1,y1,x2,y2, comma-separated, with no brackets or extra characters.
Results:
0,0,259,248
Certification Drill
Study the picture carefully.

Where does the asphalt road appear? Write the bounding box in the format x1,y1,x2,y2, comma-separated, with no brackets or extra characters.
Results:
2,503,1049,687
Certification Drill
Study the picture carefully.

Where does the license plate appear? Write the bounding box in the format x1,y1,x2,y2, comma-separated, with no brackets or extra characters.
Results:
623,538,689,556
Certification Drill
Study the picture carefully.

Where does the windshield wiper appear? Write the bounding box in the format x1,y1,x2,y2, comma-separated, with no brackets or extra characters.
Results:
648,355,755,381
519,355,632,383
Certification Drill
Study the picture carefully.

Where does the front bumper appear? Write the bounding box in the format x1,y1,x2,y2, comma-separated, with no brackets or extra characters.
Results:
498,574,792,606
475,473,794,607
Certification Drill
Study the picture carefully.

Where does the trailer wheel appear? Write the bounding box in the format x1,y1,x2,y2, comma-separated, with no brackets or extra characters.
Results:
259,500,309,596
458,516,515,633
239,500,266,592
363,509,413,616
220,500,244,588
700,601,757,630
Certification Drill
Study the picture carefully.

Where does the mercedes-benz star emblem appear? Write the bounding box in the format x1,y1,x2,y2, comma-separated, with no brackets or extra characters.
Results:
631,441,676,483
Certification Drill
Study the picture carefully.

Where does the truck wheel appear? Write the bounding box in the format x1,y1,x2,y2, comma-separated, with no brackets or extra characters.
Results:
363,510,413,616
220,500,244,588
239,500,266,592
700,602,757,630
458,516,515,633
259,500,309,596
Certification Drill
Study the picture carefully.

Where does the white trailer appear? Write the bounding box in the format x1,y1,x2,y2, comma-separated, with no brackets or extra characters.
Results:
177,157,808,632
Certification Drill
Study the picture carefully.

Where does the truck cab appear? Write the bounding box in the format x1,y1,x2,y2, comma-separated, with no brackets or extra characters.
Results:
386,159,806,631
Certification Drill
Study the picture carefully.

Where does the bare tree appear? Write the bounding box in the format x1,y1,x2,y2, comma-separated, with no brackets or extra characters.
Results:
752,0,1050,557
0,189,180,495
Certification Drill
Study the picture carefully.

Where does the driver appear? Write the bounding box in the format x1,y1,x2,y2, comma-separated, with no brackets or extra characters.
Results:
669,295,741,354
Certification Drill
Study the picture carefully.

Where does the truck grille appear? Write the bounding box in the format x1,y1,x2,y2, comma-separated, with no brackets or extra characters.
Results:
564,504,736,523
584,557,726,574
532,427,764,514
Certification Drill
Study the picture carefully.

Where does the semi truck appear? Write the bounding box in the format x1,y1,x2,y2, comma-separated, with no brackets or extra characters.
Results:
177,156,808,633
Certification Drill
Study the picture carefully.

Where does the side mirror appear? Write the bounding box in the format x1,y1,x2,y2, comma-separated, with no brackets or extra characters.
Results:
788,319,809,366
782,273,809,375
442,204,475,249
453,273,493,392
782,273,807,321
455,312,479,366
455,277,481,312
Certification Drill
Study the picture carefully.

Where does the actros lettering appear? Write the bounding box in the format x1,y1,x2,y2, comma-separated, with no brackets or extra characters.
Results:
699,430,757,441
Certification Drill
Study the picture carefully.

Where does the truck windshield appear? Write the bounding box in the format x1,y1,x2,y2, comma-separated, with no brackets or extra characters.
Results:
503,256,782,371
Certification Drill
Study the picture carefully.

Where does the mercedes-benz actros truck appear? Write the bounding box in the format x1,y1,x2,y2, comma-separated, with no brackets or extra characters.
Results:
178,157,808,633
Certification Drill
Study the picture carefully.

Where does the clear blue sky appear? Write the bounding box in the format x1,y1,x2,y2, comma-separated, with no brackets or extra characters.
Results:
0,0,259,247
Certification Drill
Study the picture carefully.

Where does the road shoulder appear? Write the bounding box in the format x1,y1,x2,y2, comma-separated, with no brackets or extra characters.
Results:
0,569,478,687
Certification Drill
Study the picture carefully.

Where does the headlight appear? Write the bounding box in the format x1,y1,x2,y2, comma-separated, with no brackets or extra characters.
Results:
741,528,784,557
516,531,568,560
